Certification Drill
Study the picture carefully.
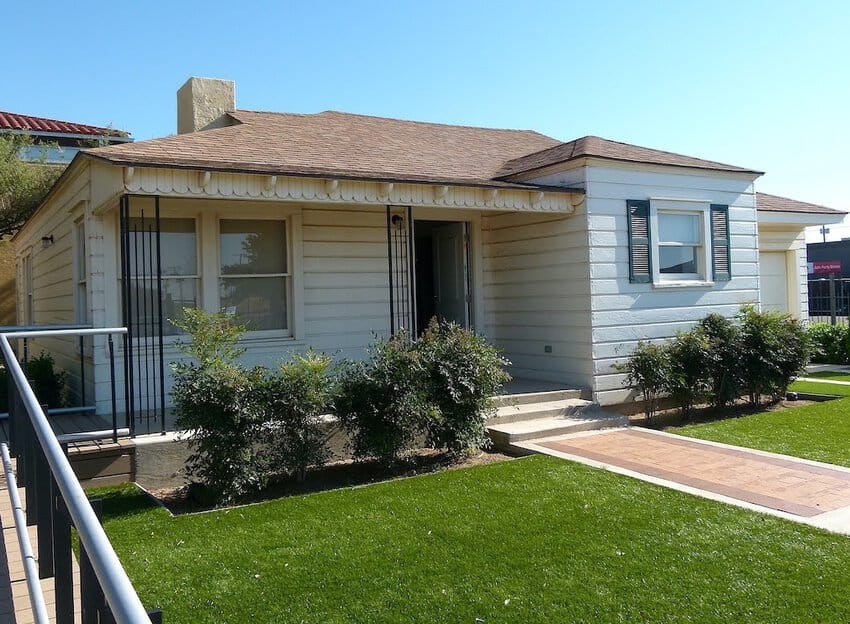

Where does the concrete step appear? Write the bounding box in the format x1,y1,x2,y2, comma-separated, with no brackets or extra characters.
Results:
490,398,594,425
492,389,585,408
487,410,628,451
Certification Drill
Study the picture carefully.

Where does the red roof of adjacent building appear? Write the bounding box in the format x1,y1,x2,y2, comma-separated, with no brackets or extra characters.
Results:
0,111,129,137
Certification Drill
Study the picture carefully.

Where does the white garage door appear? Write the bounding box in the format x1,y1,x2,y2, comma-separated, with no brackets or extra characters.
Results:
759,251,789,313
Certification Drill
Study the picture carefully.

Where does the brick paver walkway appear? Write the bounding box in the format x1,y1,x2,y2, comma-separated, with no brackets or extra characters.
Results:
536,428,850,519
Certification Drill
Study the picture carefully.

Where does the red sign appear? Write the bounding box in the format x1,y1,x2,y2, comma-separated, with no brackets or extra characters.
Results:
813,261,842,275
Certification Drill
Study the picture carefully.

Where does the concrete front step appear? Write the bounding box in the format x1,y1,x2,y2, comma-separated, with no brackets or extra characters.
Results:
488,411,627,449
492,388,585,408
490,397,594,425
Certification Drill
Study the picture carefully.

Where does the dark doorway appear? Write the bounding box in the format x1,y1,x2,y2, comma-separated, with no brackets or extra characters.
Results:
414,220,469,333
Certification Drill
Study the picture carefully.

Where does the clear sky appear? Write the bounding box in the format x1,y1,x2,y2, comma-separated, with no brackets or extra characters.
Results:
5,1,849,239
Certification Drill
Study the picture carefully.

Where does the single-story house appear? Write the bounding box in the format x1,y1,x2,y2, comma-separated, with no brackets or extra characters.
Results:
14,77,846,421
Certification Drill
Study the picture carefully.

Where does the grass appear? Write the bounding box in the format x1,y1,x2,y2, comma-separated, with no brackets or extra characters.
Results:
95,456,850,623
671,379,850,467
799,371,850,382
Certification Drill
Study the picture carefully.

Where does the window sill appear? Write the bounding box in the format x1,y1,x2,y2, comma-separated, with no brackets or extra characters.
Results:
652,280,715,289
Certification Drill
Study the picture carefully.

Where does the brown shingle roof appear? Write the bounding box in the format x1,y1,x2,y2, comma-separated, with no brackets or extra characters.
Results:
495,135,763,178
83,110,561,188
756,192,846,215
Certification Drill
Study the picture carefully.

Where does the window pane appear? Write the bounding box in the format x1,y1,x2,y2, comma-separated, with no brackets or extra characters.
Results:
128,218,196,277
129,278,197,337
219,276,287,331
659,213,700,245
220,220,287,275
659,246,698,274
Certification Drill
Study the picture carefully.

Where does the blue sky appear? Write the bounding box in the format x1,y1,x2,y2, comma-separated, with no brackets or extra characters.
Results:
6,1,849,238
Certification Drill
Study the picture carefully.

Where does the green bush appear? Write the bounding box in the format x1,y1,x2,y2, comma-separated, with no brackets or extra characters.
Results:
335,333,432,465
665,330,711,417
617,341,670,422
416,319,510,454
0,351,68,413
171,308,266,504
807,323,850,364
262,352,334,482
697,314,742,408
738,306,810,405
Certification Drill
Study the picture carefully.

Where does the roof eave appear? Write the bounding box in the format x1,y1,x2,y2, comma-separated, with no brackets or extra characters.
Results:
757,209,846,227
81,153,585,194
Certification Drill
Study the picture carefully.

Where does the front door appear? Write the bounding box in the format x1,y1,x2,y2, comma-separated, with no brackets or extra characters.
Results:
431,222,469,327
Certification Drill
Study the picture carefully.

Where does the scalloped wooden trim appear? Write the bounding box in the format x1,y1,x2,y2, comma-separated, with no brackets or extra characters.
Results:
123,168,576,213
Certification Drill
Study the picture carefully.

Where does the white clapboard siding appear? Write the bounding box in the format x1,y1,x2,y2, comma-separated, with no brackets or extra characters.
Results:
15,162,93,405
582,165,760,405
481,210,592,385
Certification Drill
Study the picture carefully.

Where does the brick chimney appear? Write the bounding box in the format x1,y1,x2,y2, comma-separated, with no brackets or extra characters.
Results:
176,77,236,134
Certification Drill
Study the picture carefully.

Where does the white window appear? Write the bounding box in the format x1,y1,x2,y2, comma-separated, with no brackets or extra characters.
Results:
74,220,88,325
128,217,199,336
21,253,33,325
657,211,704,278
218,219,290,333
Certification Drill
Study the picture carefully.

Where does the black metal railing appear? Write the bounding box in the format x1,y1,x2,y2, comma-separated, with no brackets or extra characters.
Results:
0,324,126,443
1,327,161,624
808,277,850,325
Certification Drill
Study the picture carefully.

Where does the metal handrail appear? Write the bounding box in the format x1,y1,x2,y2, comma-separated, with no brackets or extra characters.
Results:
0,328,154,624
1,442,50,624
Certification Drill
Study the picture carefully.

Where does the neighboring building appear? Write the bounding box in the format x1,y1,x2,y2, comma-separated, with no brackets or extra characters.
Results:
0,111,131,324
0,110,131,164
13,77,846,415
756,193,845,316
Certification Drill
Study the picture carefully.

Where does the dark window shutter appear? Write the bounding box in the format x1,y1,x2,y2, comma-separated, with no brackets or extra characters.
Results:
627,200,651,283
710,204,731,281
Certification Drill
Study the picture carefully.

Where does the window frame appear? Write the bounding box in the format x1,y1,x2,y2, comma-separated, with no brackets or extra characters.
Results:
648,200,714,287
215,216,293,338
121,214,202,341
73,218,88,325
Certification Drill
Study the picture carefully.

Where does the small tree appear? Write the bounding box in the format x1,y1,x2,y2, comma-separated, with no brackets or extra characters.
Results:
618,342,670,423
415,319,510,454
263,352,334,482
335,332,432,465
738,306,810,405
0,135,63,237
697,314,742,409
665,330,711,417
170,308,265,504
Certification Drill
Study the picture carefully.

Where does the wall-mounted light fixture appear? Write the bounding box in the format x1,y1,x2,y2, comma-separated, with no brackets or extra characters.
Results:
41,235,54,248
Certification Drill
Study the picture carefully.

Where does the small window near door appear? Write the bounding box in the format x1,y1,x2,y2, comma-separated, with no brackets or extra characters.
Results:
218,219,290,333
657,211,703,277
21,253,33,325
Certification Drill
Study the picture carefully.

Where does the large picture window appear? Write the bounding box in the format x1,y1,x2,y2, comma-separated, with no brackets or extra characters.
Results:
128,217,198,336
218,219,289,333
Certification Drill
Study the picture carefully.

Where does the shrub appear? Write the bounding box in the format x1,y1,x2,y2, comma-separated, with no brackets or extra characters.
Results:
171,308,265,504
617,341,670,422
665,330,711,417
415,319,510,454
738,306,810,405
807,323,850,364
335,333,431,465
24,351,68,409
697,314,742,408
262,352,334,482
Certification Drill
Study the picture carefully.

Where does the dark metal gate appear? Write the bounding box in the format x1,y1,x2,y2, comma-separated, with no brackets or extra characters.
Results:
387,206,416,336
119,195,167,435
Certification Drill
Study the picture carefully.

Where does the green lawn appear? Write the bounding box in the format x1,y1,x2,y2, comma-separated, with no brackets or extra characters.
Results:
96,456,850,624
790,380,850,397
799,371,850,382
672,380,850,467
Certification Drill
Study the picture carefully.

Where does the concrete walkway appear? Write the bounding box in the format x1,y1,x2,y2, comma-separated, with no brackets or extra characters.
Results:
519,428,850,535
